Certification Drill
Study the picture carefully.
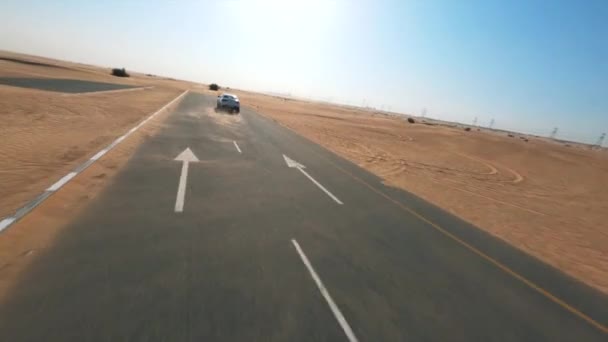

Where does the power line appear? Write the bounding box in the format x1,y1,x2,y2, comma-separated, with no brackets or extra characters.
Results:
550,127,558,139
596,133,606,148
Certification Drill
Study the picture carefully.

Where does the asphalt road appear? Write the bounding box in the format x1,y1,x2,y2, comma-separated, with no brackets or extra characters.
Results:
1,93,606,341
0,77,136,93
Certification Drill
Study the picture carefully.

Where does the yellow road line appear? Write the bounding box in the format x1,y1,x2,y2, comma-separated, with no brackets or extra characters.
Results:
323,153,608,335
260,112,607,334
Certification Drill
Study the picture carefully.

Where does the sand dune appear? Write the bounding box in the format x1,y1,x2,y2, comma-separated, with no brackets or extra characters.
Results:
1,50,607,295
231,90,608,294
0,51,188,218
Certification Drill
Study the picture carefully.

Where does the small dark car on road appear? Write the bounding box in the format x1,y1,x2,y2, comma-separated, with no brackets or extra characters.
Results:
216,93,240,114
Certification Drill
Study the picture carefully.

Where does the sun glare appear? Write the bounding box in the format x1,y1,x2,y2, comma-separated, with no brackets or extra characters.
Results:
226,0,338,44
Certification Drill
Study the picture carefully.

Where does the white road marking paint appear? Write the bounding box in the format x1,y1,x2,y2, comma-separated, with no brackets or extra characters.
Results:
233,141,242,153
0,218,16,233
90,149,109,161
299,168,344,204
61,86,154,97
283,154,343,205
0,90,189,233
114,135,126,144
46,172,78,192
153,90,188,117
291,239,359,342
174,147,199,213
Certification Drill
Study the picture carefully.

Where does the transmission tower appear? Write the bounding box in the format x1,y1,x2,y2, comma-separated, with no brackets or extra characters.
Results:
421,108,427,118
489,118,495,129
473,117,478,126
596,133,606,148
550,127,558,139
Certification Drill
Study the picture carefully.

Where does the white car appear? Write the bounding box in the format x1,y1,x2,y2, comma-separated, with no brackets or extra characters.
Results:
216,93,240,113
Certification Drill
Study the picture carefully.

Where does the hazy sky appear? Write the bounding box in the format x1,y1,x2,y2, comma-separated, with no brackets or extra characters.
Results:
1,0,607,143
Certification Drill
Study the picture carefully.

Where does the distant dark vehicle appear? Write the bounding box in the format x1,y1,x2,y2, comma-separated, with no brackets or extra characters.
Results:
209,83,220,91
216,93,240,114
111,68,129,77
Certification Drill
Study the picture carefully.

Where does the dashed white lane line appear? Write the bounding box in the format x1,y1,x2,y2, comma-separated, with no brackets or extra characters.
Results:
46,172,78,192
291,239,359,342
233,141,242,153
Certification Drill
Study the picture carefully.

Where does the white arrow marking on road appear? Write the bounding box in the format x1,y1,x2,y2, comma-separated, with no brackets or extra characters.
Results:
283,154,343,205
233,141,242,153
174,147,199,213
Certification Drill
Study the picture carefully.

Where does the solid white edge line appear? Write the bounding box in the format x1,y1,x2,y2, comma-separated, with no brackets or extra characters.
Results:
90,149,109,161
157,89,188,114
61,86,155,97
298,168,344,205
114,135,126,144
0,90,189,233
291,239,359,342
47,172,78,192
0,218,16,232
233,141,242,153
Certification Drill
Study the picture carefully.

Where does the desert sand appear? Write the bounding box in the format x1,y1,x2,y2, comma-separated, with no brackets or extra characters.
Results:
230,90,608,294
0,51,198,218
0,51,192,298
0,92,182,300
1,51,607,296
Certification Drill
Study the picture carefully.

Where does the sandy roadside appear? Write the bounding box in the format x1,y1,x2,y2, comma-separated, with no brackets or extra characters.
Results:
226,89,608,295
0,93,185,301
0,52,196,298
1,50,607,296
0,85,184,218
0,50,200,218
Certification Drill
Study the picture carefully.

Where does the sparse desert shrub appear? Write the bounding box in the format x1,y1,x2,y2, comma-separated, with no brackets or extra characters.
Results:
209,83,220,91
508,134,514,137
464,127,471,131
111,67,129,77
407,117,415,124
